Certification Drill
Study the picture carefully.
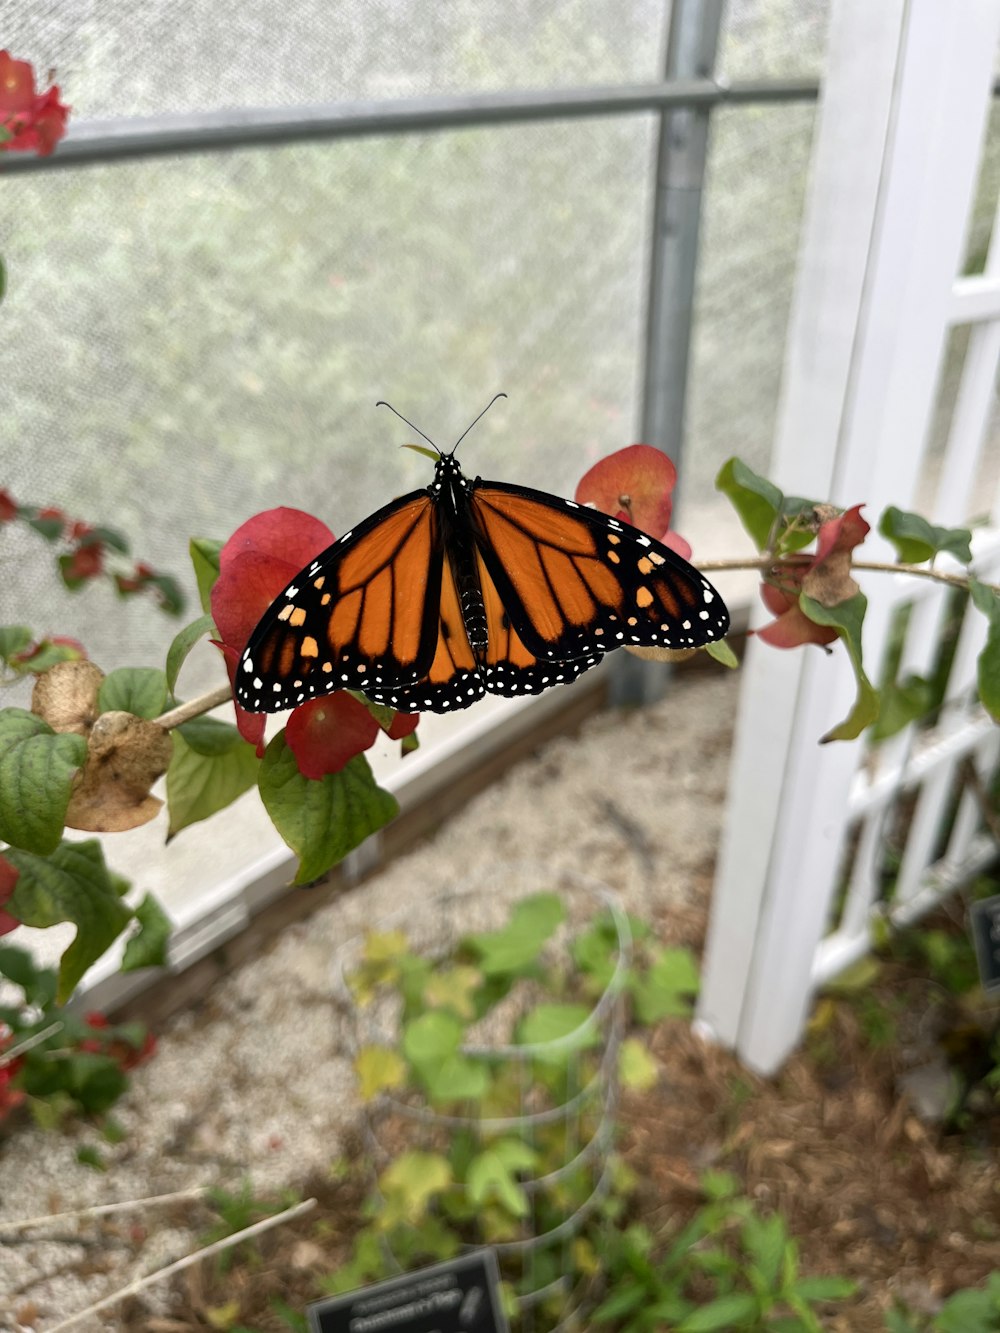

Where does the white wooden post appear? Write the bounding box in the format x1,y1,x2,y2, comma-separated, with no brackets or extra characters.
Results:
697,0,1000,1074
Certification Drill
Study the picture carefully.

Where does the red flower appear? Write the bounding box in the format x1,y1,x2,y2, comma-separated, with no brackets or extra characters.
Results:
756,504,870,649
575,443,693,558
0,857,19,936
114,561,155,595
212,508,419,768
0,490,17,523
0,52,69,156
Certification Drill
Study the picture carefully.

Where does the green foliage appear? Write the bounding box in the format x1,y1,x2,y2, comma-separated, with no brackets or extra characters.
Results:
97,666,169,719
202,1180,301,1272
799,593,880,742
334,897,849,1331
878,508,973,566
715,459,816,555
167,717,260,838
0,709,87,855
888,1272,1000,1332
259,734,398,885
0,943,154,1126
587,1175,856,1332
970,579,1000,722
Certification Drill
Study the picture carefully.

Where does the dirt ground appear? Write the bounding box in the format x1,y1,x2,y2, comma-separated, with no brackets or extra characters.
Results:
1,669,998,1331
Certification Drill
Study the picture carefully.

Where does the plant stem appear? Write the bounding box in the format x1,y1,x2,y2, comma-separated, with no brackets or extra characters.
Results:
698,555,1000,594
155,684,232,731
147,557,997,734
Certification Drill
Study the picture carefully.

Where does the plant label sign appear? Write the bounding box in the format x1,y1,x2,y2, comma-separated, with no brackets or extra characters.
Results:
307,1250,510,1333
970,894,1000,993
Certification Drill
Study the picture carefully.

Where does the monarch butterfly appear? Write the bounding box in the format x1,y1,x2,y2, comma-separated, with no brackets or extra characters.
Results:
236,400,729,716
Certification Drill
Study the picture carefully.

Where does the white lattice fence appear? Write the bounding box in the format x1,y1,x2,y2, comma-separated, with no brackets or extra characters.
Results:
697,0,1000,1074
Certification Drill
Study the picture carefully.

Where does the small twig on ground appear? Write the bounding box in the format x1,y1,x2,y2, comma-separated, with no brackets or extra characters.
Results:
43,1196,317,1333
4,1185,210,1233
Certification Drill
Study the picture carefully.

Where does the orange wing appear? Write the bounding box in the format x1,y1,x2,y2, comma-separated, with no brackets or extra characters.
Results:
469,480,728,663
237,490,443,713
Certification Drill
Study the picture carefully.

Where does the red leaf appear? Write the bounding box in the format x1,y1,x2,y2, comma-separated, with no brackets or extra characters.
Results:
285,693,382,779
755,599,838,649
219,507,333,577
0,51,36,115
211,552,306,656
575,444,677,540
0,855,20,936
65,543,104,580
0,54,69,156
385,712,419,741
215,642,268,754
0,490,17,523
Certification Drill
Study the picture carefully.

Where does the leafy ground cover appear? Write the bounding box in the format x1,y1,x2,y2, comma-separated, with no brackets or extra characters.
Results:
51,885,995,1333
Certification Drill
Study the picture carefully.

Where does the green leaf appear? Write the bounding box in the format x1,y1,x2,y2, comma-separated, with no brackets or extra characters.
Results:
799,593,880,742
465,892,565,976
970,578,1000,722
716,458,784,550
420,1053,490,1103
403,1010,463,1066
423,964,481,1019
149,573,185,616
516,1002,598,1053
166,613,216,694
121,893,171,972
467,1148,529,1217
190,537,223,614
791,1275,857,1302
30,514,66,542
631,946,700,1024
871,674,934,741
354,1045,407,1100
676,1292,761,1331
9,638,85,674
0,709,87,853
619,1036,660,1090
377,1151,452,1226
97,667,168,720
0,625,33,665
167,725,259,838
706,639,739,669
742,1212,788,1290
0,943,56,1005
5,840,132,1003
592,1283,649,1322
878,506,973,565
259,734,398,885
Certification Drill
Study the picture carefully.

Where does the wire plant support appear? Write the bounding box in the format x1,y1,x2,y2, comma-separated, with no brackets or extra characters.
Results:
333,864,634,1333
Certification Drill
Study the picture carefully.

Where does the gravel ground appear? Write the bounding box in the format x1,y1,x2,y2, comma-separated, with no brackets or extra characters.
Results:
0,669,737,1331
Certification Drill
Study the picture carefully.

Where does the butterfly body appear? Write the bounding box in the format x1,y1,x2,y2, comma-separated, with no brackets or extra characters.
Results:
237,451,729,715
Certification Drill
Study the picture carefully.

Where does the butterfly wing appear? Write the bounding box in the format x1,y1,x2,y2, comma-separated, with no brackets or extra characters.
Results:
374,549,486,712
236,488,444,713
468,480,729,662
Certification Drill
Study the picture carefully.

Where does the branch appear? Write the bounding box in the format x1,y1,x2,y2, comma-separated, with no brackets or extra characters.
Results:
155,684,233,731
697,555,1000,594
43,1195,317,1333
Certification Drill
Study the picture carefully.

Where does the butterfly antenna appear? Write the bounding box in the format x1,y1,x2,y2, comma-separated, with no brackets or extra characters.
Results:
375,400,441,455
450,392,508,455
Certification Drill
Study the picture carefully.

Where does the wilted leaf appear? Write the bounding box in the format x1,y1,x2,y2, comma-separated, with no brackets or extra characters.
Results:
354,1046,407,1101
66,712,173,833
31,659,104,736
